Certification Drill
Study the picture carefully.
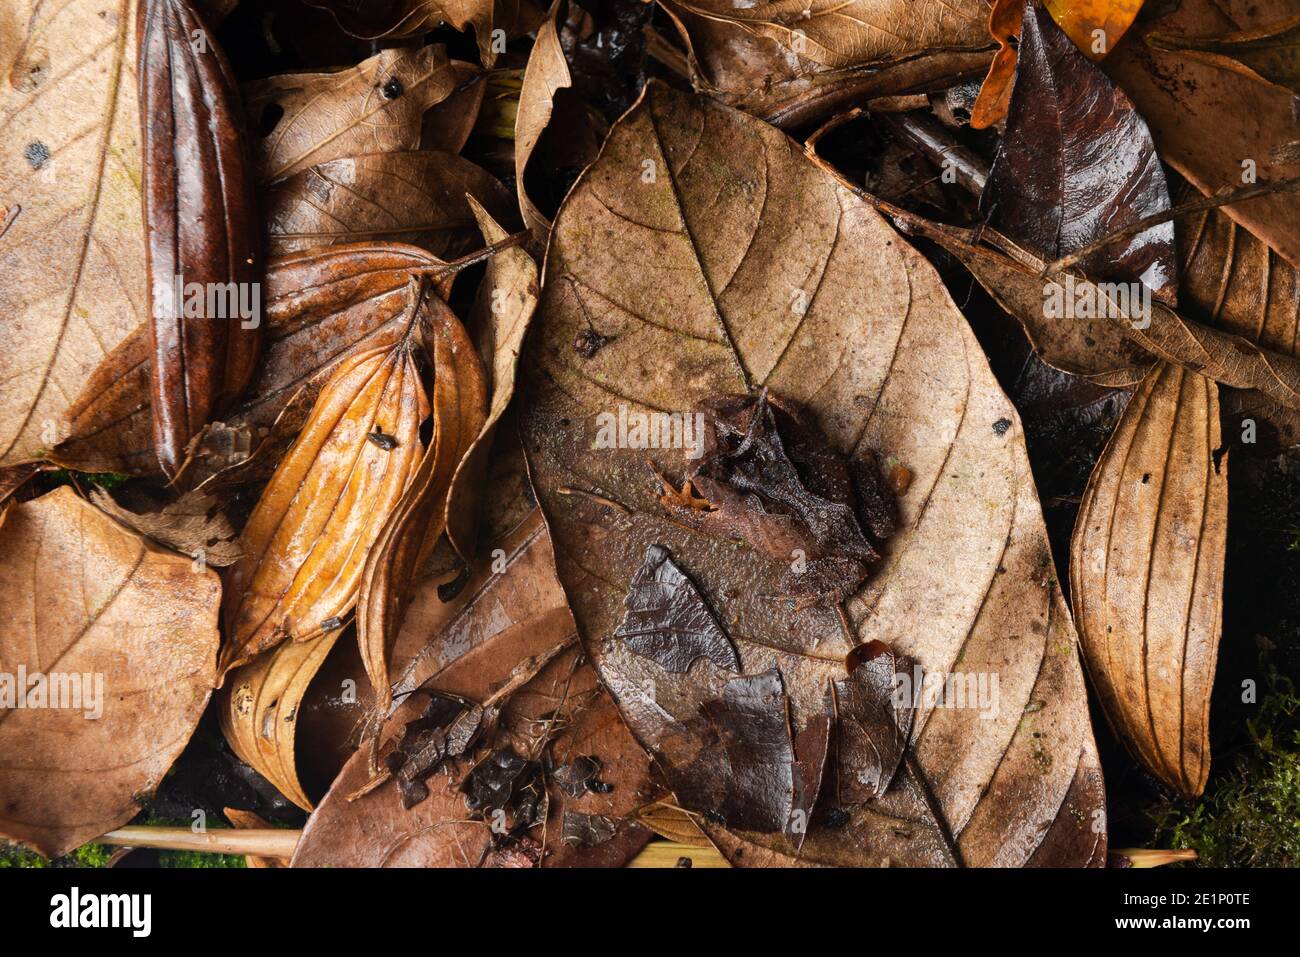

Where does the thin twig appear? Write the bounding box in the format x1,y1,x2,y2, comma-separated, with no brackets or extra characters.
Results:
1042,176,1300,276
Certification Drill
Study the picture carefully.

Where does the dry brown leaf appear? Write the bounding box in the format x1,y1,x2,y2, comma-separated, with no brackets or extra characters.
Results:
970,0,1024,130
514,0,570,240
220,322,431,676
1179,201,1300,355
1147,12,1300,96
443,197,539,562
244,44,464,182
421,60,487,154
1104,0,1300,269
1070,363,1226,798
90,487,241,566
889,211,1300,409
634,799,715,847
0,0,146,467
522,82,1105,867
657,0,994,124
291,510,658,867
266,150,513,257
53,242,450,477
0,487,219,857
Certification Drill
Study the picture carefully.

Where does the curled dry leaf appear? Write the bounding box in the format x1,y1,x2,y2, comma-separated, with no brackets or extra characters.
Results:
443,197,539,562
53,241,450,477
1147,13,1300,96
657,0,994,126
1103,0,1300,269
292,509,659,866
90,486,241,566
1070,363,1226,799
220,624,345,810
0,487,219,858
220,322,431,676
357,289,487,708
265,150,513,257
522,83,1105,866
514,0,570,240
139,0,262,477
983,2,1178,304
0,0,145,467
245,44,466,182
970,0,1023,130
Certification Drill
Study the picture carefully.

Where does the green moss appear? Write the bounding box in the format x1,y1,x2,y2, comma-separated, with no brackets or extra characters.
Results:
39,469,130,491
1150,668,1300,867
158,849,245,868
68,843,114,868
0,842,47,868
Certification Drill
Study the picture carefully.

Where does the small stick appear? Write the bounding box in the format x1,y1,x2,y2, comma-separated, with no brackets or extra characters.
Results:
1042,176,1300,276
95,826,300,859
556,485,631,514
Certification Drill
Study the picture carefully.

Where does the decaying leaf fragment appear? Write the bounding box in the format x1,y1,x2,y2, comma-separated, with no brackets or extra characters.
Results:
90,487,241,566
220,301,432,676
0,488,219,858
613,544,740,674
655,390,894,605
1070,363,1227,799
970,0,1024,129
291,511,659,865
523,83,1105,867
139,0,262,477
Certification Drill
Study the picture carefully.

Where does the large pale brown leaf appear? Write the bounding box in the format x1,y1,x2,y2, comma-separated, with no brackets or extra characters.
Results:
1104,0,1300,269
265,150,512,256
0,0,145,467
220,326,431,676
521,82,1105,867
139,0,262,477
53,242,449,477
0,487,219,857
658,0,994,123
1070,362,1226,798
292,510,657,866
244,44,464,183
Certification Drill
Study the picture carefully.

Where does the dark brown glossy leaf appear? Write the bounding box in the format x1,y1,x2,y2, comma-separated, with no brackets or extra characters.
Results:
53,242,451,478
983,1,1177,302
139,0,262,477
613,544,741,674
